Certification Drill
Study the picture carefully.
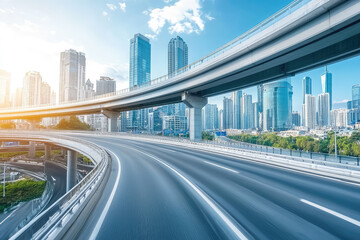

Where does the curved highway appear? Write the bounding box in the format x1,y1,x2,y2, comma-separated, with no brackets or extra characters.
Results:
75,135,360,239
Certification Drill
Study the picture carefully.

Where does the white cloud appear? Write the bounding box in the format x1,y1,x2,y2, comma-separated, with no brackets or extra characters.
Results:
102,11,108,16
87,61,129,90
119,2,126,12
205,14,215,21
106,3,117,11
144,33,157,40
147,0,206,35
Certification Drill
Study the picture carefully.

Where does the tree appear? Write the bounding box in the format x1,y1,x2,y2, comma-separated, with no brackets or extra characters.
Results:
202,131,213,141
55,116,92,131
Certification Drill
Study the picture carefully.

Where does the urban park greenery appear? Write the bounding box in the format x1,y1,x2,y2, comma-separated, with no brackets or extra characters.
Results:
228,131,360,157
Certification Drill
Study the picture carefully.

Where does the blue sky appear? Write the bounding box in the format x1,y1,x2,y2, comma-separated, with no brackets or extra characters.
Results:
0,0,358,112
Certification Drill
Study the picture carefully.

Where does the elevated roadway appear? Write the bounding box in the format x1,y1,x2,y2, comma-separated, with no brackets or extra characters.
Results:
1,0,360,140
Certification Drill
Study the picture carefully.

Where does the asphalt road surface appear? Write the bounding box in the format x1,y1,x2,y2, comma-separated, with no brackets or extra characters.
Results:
73,135,360,240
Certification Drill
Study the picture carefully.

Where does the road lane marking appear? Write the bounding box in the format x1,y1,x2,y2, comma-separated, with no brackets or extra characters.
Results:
301,199,360,227
135,149,248,240
51,176,56,181
203,161,239,174
89,149,121,240
0,211,14,225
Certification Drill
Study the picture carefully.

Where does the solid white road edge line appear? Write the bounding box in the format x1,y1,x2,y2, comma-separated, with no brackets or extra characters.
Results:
89,149,121,240
204,161,239,174
0,211,15,225
51,176,56,181
134,148,248,240
301,199,360,227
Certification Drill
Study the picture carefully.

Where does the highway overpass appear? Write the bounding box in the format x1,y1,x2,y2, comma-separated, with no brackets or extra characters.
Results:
1,0,360,141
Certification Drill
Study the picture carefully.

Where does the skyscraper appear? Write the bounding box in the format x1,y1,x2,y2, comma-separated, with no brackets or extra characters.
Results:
168,36,188,117
253,102,259,129
232,90,242,129
96,76,116,95
321,66,332,110
318,93,330,127
351,84,360,109
130,34,151,87
203,104,219,130
0,70,11,108
129,34,151,130
304,94,316,129
40,82,51,105
22,71,42,106
262,79,293,131
292,112,301,127
240,93,253,129
84,79,95,99
223,97,233,129
59,49,86,103
168,36,188,75
302,77,312,104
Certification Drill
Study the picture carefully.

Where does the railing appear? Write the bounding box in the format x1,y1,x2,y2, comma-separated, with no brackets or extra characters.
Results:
104,132,360,169
0,134,111,240
0,0,312,111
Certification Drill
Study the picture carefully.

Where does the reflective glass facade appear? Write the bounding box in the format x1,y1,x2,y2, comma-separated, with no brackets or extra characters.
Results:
262,79,293,131
321,66,332,110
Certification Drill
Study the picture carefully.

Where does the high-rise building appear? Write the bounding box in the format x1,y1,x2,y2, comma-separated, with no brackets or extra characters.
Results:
22,71,42,106
321,66,332,110
129,34,151,130
240,93,253,129
59,49,86,103
41,82,51,105
292,112,301,127
253,102,259,129
162,115,187,135
168,36,188,75
351,84,360,109
0,70,11,108
168,36,188,117
304,94,316,129
318,93,330,127
331,109,349,127
262,79,293,131
130,33,151,87
232,90,242,129
257,85,263,114
12,88,23,108
223,97,233,129
96,76,116,95
302,77,312,104
203,104,218,130
219,109,223,130
84,79,95,99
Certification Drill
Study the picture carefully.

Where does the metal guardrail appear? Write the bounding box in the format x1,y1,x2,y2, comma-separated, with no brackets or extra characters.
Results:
0,0,312,111
102,132,360,170
0,134,111,240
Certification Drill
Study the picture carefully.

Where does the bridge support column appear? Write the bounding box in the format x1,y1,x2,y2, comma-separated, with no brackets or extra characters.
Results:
28,141,36,159
66,150,77,192
101,109,120,132
182,93,207,141
44,145,51,161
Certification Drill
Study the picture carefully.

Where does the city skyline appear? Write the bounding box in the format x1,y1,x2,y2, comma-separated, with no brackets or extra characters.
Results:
0,0,359,113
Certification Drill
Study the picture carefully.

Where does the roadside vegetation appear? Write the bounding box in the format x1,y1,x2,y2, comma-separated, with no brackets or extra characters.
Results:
55,116,92,131
0,179,46,213
0,121,16,129
79,154,93,165
202,131,214,141
228,131,360,157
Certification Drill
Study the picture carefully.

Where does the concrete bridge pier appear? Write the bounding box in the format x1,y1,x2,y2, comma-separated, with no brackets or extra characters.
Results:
66,150,78,192
182,93,207,141
101,109,120,132
28,141,36,159
44,144,51,161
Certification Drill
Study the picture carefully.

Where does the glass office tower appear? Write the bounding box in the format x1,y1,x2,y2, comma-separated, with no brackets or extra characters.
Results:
321,66,332,110
262,79,293,131
128,34,151,130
